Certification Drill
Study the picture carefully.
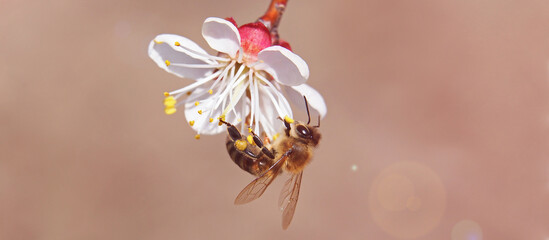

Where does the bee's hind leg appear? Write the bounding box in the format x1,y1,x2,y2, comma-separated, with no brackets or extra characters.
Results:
249,129,275,159
220,119,263,159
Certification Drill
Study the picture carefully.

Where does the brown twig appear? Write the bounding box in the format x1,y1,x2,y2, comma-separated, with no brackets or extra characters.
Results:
258,0,288,45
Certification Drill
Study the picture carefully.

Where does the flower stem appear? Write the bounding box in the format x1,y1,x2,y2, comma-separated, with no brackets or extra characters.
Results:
258,0,288,45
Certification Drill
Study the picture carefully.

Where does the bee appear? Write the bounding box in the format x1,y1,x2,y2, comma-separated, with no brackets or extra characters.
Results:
220,97,321,229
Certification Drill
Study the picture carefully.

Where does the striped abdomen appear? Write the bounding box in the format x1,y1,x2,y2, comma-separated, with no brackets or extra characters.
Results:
226,136,274,176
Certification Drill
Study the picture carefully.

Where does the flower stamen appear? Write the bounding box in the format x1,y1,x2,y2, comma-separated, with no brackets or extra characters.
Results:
256,73,292,116
168,70,222,96
172,42,230,62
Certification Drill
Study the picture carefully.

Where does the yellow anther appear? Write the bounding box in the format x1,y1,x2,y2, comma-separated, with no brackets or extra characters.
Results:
273,133,280,141
165,60,171,66
248,128,253,133
247,135,255,145
154,39,163,44
208,89,213,94
218,115,226,126
174,41,180,46
194,134,201,140
189,120,195,126
209,118,214,123
237,118,242,122
163,96,176,107
164,106,176,115
284,115,294,124
163,92,170,97
194,101,199,106
198,110,203,115
234,139,248,151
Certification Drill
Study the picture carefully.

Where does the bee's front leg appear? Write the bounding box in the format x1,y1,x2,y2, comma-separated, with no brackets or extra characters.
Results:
220,119,243,141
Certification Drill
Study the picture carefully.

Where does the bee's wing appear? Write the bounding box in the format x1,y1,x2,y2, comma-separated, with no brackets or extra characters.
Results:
234,154,288,205
278,171,303,230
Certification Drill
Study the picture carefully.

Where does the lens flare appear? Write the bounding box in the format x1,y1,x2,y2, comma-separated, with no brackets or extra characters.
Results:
369,161,446,239
451,220,482,240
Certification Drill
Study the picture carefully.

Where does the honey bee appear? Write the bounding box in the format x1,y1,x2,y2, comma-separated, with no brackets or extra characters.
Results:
220,97,321,229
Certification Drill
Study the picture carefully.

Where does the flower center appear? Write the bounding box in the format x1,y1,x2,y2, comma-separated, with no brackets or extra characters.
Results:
238,22,271,63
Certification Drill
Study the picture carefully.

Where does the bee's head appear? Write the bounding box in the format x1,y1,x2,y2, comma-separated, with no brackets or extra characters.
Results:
290,121,321,146
281,96,321,146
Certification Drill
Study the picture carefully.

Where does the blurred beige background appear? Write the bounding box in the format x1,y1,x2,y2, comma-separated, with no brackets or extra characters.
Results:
2,0,549,239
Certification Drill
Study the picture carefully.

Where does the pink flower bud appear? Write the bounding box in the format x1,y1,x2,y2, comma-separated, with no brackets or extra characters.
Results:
238,22,272,63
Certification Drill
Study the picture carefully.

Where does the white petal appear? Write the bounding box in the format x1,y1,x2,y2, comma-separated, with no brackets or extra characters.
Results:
149,34,215,79
184,87,242,135
202,17,241,58
284,84,327,119
256,46,309,86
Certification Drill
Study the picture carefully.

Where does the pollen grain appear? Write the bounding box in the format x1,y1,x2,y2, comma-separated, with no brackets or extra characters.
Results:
235,139,248,151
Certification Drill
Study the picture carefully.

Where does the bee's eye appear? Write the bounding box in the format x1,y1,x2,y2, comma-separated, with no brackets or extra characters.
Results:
296,125,310,138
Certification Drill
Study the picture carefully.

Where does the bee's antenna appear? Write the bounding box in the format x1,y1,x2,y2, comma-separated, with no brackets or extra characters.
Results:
304,96,311,125
314,115,320,128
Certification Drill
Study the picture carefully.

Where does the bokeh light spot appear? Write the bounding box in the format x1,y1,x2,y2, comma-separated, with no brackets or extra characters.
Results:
369,161,446,239
451,220,482,240
376,174,415,211
406,195,422,212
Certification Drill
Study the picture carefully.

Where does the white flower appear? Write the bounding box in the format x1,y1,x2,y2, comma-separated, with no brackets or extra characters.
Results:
149,17,326,139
